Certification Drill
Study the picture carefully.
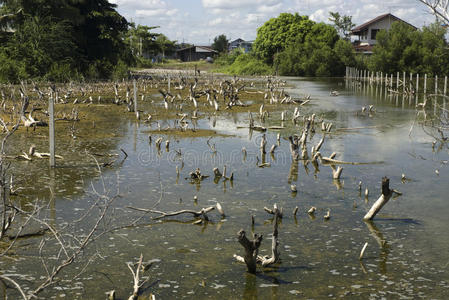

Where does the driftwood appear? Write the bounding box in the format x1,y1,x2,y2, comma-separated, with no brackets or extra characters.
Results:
259,208,281,267
216,202,225,218
127,206,215,221
363,177,393,220
293,206,298,215
315,152,378,165
127,254,151,300
263,204,283,218
359,242,368,260
189,168,209,181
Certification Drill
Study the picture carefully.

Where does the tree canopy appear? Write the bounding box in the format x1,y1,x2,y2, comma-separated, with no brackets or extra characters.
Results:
252,13,314,64
368,21,449,75
0,0,131,81
328,11,355,40
274,21,352,77
212,34,229,53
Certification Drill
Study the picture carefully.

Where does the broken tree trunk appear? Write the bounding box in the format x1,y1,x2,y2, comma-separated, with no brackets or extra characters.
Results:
363,177,393,221
236,230,263,274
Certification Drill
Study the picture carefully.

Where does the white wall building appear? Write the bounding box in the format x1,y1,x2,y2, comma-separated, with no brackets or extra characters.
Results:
351,13,416,46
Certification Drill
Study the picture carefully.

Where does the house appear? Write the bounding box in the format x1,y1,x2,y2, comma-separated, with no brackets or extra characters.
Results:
351,13,417,53
228,38,253,53
176,45,218,62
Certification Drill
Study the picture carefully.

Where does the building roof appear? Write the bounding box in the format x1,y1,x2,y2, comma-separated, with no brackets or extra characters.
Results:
176,45,218,53
230,38,244,44
351,13,416,34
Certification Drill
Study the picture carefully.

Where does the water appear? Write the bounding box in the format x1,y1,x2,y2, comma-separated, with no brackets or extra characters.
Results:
1,77,448,299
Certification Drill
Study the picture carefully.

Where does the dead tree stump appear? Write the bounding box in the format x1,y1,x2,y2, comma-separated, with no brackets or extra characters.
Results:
237,230,263,274
363,177,393,220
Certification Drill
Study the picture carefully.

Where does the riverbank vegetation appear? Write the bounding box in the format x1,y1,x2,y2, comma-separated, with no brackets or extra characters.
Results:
215,12,449,77
1,2,449,82
0,0,175,83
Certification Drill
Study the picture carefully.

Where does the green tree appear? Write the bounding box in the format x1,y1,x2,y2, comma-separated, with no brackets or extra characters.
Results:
0,0,130,81
212,34,229,53
252,13,314,63
274,21,350,77
126,24,160,57
156,34,176,58
328,12,355,40
368,21,449,75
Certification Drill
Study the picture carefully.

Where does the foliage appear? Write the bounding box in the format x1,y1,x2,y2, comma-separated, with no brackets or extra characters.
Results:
156,34,176,57
328,12,355,40
214,48,245,67
368,21,449,75
212,34,229,53
252,13,314,64
222,53,273,76
0,0,131,82
126,24,159,57
274,22,351,77
112,60,130,81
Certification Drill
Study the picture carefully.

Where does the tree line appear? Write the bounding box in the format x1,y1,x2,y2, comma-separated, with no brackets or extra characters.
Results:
216,11,449,77
0,0,176,82
2,1,448,82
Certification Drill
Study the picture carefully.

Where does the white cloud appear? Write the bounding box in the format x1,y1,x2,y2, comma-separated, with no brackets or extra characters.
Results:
257,3,283,14
202,0,281,10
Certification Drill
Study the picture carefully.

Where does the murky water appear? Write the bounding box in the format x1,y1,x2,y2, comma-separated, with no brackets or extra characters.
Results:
1,77,448,299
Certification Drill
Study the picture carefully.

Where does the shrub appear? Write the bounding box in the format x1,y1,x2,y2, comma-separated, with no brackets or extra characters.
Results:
225,53,273,76
112,60,130,81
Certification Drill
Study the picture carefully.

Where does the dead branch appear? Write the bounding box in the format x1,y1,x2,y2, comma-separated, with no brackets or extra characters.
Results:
127,206,215,220
263,203,283,219
259,207,281,267
0,275,27,300
127,254,151,300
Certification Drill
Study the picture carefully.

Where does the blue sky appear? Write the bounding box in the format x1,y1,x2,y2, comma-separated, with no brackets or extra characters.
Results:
110,0,437,44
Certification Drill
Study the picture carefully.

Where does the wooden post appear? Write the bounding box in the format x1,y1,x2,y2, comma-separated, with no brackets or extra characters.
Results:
396,72,399,90
444,76,447,96
133,79,138,116
435,75,438,94
380,72,383,86
416,73,419,95
390,74,393,89
49,91,55,167
424,74,427,94
403,72,406,93
410,73,412,92
168,75,171,93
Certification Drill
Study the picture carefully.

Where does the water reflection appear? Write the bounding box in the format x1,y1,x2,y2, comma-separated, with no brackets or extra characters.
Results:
287,159,298,183
243,273,257,300
364,220,390,274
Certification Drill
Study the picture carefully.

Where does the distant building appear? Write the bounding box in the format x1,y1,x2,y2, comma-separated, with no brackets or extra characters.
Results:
351,13,417,54
176,45,218,62
228,38,253,53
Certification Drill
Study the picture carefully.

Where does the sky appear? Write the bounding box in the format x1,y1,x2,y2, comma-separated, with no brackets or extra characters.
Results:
109,0,438,45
